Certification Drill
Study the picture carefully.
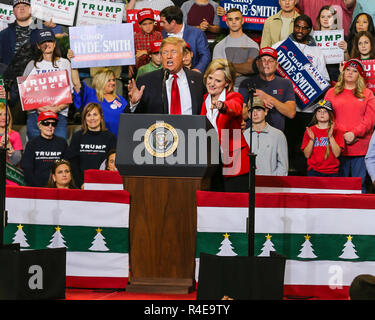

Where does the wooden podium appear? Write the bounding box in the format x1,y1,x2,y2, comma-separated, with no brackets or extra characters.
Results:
116,114,219,293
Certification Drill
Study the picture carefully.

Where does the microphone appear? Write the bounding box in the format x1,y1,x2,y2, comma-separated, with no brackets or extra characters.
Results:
162,69,170,114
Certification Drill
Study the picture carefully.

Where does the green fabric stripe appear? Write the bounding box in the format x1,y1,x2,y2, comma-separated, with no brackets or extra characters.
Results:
196,232,375,261
4,224,129,253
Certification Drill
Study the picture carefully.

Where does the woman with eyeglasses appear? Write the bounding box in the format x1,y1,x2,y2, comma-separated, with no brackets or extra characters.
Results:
46,159,77,189
21,111,68,187
66,103,117,188
22,28,73,141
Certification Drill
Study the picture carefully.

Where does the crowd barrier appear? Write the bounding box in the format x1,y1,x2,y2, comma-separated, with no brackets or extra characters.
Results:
4,171,368,299
4,185,129,289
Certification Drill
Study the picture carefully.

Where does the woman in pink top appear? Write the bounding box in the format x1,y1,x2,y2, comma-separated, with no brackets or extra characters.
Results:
324,59,375,192
0,103,24,185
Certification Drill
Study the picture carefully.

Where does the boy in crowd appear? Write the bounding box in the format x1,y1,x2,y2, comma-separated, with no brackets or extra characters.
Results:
182,42,194,69
136,40,162,80
134,8,163,71
244,97,288,176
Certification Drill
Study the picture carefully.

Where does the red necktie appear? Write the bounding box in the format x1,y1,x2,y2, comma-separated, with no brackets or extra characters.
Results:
170,74,181,115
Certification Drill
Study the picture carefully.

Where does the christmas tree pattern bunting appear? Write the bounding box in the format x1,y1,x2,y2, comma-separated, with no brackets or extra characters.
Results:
89,228,110,251
298,234,317,259
47,226,68,249
12,224,30,248
217,233,237,256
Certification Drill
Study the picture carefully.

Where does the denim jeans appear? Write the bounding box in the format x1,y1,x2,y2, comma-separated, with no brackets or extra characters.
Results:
307,169,339,177
339,156,367,193
27,112,67,141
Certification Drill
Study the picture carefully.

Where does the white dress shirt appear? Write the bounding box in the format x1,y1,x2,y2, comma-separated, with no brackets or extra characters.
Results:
166,68,192,115
204,89,227,133
167,23,185,39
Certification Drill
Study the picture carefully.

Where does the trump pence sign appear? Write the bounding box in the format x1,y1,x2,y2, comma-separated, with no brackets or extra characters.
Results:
17,70,72,111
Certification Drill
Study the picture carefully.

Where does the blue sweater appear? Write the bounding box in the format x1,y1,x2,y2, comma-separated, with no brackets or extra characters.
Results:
73,81,128,137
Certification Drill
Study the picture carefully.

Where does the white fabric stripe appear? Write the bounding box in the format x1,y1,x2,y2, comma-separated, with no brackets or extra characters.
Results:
6,198,129,228
197,207,375,235
195,258,375,286
66,252,129,277
84,183,124,190
255,187,361,194
284,260,375,286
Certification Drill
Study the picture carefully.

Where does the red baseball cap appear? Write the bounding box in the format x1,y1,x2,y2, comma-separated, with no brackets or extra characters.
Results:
259,47,278,60
137,8,154,24
37,111,58,123
150,41,162,53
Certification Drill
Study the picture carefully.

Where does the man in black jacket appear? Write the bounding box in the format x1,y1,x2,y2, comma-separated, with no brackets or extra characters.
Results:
127,37,205,115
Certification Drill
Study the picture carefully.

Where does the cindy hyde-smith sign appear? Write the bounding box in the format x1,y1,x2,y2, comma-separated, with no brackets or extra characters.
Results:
219,0,280,31
30,0,78,26
17,70,72,111
69,23,135,68
275,38,330,110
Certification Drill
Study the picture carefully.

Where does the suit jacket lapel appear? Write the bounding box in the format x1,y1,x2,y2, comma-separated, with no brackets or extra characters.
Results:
185,69,198,115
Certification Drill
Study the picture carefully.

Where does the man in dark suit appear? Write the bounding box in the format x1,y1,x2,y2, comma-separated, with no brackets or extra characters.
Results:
128,37,205,115
160,5,211,74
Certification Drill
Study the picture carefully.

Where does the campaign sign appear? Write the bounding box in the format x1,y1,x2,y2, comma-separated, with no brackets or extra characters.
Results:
30,0,78,26
313,29,344,64
76,0,124,25
275,38,330,110
0,3,15,24
219,0,280,31
69,23,135,68
362,59,375,94
17,70,72,111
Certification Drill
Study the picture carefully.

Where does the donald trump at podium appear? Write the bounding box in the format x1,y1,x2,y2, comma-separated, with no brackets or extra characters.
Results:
127,37,205,115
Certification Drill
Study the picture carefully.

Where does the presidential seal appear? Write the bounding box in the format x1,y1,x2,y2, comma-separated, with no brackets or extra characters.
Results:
144,122,179,158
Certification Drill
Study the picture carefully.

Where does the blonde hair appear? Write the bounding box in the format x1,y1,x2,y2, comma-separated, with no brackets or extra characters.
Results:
0,102,13,133
309,109,335,160
160,37,186,54
92,69,119,102
334,70,366,99
203,59,236,92
81,102,106,134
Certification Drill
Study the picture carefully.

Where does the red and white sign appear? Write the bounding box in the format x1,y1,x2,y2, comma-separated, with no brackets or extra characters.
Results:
362,59,375,94
17,70,72,111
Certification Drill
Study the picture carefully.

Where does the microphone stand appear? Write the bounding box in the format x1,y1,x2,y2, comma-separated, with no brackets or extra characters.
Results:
162,69,170,114
247,83,256,257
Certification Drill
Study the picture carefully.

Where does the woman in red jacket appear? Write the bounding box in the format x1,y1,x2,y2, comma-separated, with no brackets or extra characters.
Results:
201,58,250,192
324,59,375,193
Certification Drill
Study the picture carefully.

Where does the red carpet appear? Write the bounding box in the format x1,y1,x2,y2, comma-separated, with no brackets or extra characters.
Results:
65,288,197,300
